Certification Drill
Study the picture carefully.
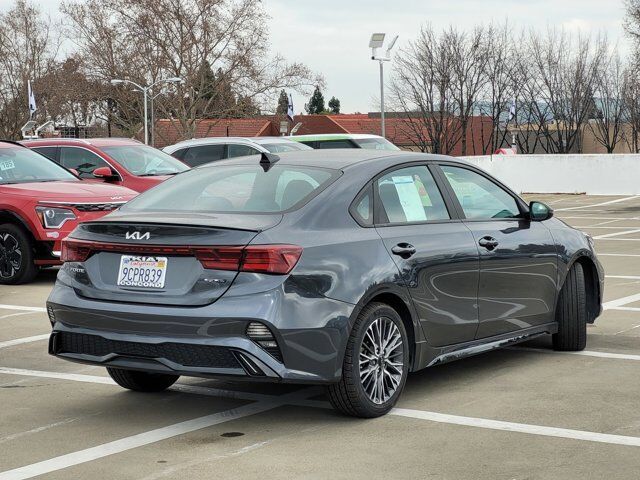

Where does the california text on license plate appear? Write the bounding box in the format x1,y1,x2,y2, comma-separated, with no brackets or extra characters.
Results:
117,255,168,289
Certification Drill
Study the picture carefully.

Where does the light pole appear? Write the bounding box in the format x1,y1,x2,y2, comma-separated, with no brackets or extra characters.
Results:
369,33,398,139
110,77,183,145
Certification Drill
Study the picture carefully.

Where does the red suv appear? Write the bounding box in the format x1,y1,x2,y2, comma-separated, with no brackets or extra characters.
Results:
21,138,189,193
0,141,137,284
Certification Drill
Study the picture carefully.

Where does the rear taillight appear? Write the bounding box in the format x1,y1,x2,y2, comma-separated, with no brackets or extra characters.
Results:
60,239,302,275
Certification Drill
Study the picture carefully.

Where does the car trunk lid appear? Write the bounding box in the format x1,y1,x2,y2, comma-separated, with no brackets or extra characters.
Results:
64,214,282,306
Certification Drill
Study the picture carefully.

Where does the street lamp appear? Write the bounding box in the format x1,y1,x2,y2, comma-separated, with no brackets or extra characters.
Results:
110,77,184,145
369,33,398,139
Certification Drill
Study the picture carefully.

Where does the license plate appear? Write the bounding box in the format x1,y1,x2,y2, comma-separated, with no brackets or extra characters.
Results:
117,256,168,289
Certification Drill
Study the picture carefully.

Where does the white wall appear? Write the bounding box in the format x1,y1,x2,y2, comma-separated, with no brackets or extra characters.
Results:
460,154,640,196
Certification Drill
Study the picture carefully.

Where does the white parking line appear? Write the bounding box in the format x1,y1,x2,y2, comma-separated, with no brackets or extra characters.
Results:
514,347,640,361
599,253,640,257
603,293,640,310
606,276,640,280
390,409,640,447
0,305,46,313
0,401,282,480
2,365,640,480
555,196,640,212
0,335,49,350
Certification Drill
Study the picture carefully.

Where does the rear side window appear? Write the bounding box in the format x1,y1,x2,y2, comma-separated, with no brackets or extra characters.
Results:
59,147,109,178
376,166,449,224
317,140,355,149
32,146,58,161
181,145,225,167
227,144,260,158
123,165,339,214
440,165,520,219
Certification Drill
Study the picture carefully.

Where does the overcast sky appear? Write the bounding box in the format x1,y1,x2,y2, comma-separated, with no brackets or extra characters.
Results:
0,0,631,113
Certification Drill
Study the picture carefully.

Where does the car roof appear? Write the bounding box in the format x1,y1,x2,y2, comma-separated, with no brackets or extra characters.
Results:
250,137,302,145
287,133,384,142
163,137,269,152
195,149,468,171
21,137,142,147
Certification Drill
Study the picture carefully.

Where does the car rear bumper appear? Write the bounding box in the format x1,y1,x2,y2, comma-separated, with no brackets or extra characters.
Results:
46,283,355,384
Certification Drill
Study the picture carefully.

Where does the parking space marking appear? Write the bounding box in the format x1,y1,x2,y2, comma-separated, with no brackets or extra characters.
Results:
514,347,640,361
0,368,283,404
599,253,640,257
555,196,640,212
0,335,49,350
390,408,640,447
603,293,640,310
0,400,288,480
0,305,46,313
605,276,640,280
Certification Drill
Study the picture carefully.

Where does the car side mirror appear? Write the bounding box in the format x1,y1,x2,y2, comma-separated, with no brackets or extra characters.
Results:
529,201,553,221
93,166,116,179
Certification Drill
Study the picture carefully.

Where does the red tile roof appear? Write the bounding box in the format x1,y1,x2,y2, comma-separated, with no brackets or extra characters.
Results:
154,118,275,147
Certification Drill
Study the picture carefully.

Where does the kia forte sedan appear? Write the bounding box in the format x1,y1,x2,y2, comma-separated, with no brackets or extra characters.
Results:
47,150,603,417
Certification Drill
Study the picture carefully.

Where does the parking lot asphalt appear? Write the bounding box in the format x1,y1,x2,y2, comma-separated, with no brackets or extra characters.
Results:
2,193,640,479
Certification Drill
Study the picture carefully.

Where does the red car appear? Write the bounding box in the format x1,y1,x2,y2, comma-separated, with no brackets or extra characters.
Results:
21,138,189,192
0,141,137,284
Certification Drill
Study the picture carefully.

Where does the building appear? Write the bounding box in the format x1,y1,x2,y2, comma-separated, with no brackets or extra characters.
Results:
153,113,494,156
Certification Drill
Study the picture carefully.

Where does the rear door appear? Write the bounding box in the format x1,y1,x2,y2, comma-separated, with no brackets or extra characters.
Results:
436,164,558,339
373,163,480,346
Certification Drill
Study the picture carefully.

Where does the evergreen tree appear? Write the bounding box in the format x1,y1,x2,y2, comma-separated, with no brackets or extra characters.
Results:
328,96,340,114
276,89,289,115
305,86,325,114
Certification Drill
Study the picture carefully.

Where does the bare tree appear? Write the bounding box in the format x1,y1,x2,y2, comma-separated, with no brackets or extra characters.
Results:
61,0,319,142
447,26,490,155
0,0,60,138
527,29,605,153
589,52,626,153
390,25,463,154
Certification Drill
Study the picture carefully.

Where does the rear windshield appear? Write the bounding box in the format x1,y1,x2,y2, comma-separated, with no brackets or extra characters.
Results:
260,142,313,153
122,164,339,213
353,138,400,151
102,145,189,176
0,145,77,184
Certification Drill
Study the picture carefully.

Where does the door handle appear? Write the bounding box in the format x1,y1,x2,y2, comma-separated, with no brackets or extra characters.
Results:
391,243,417,258
478,236,499,250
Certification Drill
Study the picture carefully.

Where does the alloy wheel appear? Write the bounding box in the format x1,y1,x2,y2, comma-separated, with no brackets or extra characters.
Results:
359,316,404,404
0,233,22,279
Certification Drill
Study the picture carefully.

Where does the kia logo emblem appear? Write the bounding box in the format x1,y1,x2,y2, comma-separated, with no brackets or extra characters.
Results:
125,231,150,240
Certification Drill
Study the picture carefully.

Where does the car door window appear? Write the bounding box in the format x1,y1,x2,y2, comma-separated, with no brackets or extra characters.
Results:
351,187,373,226
227,144,260,158
376,166,450,224
182,145,225,167
59,147,109,178
317,140,355,149
440,165,520,219
32,147,58,162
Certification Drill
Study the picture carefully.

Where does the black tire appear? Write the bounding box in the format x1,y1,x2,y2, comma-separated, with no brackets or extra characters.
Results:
0,223,38,285
107,367,179,392
326,302,410,418
553,262,587,351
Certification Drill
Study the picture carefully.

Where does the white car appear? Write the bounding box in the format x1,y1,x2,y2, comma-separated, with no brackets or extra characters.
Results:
163,137,312,167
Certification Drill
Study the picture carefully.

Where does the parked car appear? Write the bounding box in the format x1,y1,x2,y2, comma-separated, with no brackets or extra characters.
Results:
287,133,400,151
0,140,137,284
22,138,189,193
163,136,312,167
47,150,603,418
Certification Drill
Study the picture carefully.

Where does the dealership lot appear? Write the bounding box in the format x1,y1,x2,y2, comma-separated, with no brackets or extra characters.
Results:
1,194,640,479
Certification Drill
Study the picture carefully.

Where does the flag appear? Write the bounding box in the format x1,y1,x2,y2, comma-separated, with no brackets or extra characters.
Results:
287,93,294,122
508,98,516,122
28,80,36,117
